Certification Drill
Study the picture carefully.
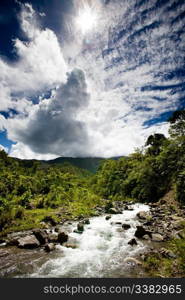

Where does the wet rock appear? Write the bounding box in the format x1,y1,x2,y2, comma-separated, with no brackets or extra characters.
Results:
105,215,111,220
77,222,84,232
108,208,120,214
137,211,151,220
142,234,150,240
83,219,90,225
33,229,48,245
6,238,19,246
151,233,164,242
115,222,122,225
42,216,57,226
57,232,68,244
122,224,131,230
73,229,83,234
18,235,40,249
44,243,55,252
124,257,142,266
134,226,151,239
48,233,58,243
64,243,78,249
128,238,137,246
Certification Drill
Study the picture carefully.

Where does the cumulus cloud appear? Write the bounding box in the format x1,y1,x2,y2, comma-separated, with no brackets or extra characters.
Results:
9,69,91,158
1,0,183,159
0,2,67,112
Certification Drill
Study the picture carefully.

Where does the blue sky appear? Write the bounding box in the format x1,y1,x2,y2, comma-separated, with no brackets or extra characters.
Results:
0,0,185,158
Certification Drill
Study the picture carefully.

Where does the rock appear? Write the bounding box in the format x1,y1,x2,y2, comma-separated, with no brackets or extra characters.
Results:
57,232,68,244
105,215,111,220
64,243,78,249
124,257,142,266
108,208,120,214
115,222,122,225
77,222,84,232
128,238,137,246
122,224,131,230
134,226,151,239
137,211,151,220
42,216,57,226
48,233,58,243
73,229,83,234
18,235,40,249
44,243,55,252
6,238,19,246
33,229,48,245
160,248,177,259
151,233,164,242
83,219,90,225
142,234,150,240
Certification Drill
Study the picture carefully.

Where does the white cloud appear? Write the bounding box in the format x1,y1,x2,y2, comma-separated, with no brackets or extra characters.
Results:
0,3,67,112
2,0,182,159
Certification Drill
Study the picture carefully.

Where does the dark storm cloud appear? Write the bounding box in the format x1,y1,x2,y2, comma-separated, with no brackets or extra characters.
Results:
14,68,90,156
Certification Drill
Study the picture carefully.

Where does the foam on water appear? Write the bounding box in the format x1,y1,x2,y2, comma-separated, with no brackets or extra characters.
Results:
30,203,149,278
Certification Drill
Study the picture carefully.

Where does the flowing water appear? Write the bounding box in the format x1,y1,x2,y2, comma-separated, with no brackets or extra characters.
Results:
27,203,149,278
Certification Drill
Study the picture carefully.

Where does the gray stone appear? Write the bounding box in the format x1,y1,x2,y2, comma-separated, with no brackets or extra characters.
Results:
44,243,55,252
151,233,164,242
137,211,151,220
18,235,40,249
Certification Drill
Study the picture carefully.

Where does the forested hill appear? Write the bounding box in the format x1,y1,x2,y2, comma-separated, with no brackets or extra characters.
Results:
45,157,105,173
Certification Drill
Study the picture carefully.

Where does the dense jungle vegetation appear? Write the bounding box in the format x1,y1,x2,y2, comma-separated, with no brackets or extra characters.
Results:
0,110,184,235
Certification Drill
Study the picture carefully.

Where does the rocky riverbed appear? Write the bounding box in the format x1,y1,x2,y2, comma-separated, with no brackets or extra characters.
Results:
0,201,184,278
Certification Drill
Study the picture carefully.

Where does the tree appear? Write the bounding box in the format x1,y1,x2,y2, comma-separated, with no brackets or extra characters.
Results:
145,133,167,156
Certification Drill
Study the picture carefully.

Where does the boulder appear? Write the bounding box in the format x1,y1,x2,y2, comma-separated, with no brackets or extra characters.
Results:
83,219,90,225
108,208,120,214
134,226,151,239
44,243,55,252
77,222,84,232
33,229,48,245
48,233,58,243
18,235,40,249
105,215,111,220
137,211,151,220
122,224,131,230
57,232,68,244
151,233,164,242
128,238,137,246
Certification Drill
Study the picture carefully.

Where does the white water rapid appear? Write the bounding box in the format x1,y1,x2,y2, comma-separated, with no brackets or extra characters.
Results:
30,203,149,278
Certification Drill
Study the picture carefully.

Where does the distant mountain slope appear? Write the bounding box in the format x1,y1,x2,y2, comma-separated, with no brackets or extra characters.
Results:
46,157,106,173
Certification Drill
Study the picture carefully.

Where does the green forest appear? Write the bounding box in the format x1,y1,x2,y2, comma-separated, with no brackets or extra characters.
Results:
0,109,185,277
0,110,185,234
